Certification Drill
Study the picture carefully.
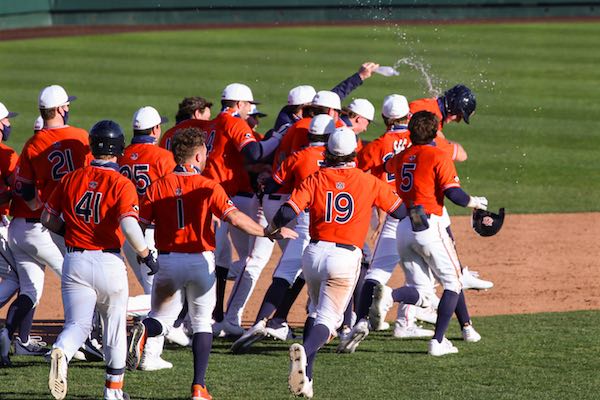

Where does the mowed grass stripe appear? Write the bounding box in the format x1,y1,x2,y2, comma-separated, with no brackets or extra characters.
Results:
0,23,599,213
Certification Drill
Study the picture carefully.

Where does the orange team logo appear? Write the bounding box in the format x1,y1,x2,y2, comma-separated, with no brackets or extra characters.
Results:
482,216,494,227
175,188,182,197
409,155,416,161
336,182,345,190
89,181,98,189
130,153,139,161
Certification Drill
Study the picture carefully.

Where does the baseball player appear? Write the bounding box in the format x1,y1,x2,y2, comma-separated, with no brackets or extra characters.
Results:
231,115,336,353
409,85,493,290
0,114,52,360
43,120,157,400
126,127,297,400
265,127,404,398
383,111,486,356
205,83,290,337
159,96,213,150
1,85,90,367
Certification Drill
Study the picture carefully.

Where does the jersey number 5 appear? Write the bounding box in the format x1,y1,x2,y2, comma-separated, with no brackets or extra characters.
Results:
400,163,416,192
75,191,102,224
324,191,354,224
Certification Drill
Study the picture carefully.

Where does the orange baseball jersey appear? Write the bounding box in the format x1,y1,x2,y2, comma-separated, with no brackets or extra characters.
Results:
118,140,176,200
287,167,402,248
272,117,311,172
45,161,139,250
159,119,214,151
0,142,18,215
386,144,460,216
202,108,256,196
17,126,92,205
273,145,326,194
139,164,238,253
289,117,346,155
409,98,444,131
357,126,411,187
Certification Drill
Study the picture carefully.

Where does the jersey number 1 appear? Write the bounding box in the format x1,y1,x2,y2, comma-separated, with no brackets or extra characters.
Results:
75,191,102,224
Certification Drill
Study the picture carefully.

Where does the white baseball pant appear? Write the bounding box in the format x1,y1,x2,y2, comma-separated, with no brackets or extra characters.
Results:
272,210,310,284
262,194,294,252
149,251,216,334
302,241,362,335
122,227,156,294
0,219,18,307
54,250,129,370
214,220,232,270
396,215,462,294
8,218,65,306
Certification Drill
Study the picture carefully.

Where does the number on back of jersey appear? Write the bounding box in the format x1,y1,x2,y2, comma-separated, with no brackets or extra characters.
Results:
75,191,102,224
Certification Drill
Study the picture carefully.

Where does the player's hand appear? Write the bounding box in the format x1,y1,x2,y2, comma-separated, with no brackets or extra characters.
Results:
138,251,159,275
275,227,298,240
467,196,488,210
358,62,380,80
271,123,290,141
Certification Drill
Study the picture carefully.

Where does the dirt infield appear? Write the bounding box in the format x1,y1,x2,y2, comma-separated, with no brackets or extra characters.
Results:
2,212,596,331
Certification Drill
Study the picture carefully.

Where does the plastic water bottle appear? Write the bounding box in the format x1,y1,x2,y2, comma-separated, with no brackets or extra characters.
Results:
374,66,399,77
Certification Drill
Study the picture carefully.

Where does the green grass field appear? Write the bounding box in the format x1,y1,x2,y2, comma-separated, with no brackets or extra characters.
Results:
0,23,599,214
2,311,599,399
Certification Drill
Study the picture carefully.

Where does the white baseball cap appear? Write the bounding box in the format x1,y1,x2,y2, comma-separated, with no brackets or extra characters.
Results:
132,106,168,130
288,85,317,106
348,98,375,121
0,102,18,120
221,83,258,104
382,94,409,119
327,126,357,156
312,91,341,110
39,85,76,109
34,116,44,131
249,104,267,117
309,114,336,135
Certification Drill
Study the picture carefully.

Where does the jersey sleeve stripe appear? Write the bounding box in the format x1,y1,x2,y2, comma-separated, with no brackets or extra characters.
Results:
16,176,33,184
237,138,257,152
221,206,238,220
44,204,60,216
272,173,284,184
386,198,402,214
139,216,152,225
452,144,459,160
286,200,302,215
118,211,139,221
442,183,461,191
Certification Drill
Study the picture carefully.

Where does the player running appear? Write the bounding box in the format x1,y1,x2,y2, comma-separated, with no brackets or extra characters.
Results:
265,127,404,398
126,127,297,400
42,120,157,400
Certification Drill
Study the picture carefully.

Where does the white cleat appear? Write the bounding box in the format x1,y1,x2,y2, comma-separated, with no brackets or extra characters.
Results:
266,322,294,341
461,266,494,290
462,325,482,343
288,343,313,398
14,335,49,356
231,320,268,353
337,319,369,353
393,323,435,339
139,355,173,371
428,337,459,356
369,284,393,331
415,306,438,325
49,348,68,400
166,325,191,347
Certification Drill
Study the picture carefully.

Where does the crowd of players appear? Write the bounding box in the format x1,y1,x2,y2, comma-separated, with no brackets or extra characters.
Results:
0,61,494,399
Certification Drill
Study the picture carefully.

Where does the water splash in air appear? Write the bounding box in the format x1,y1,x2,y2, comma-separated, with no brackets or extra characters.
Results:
394,57,442,97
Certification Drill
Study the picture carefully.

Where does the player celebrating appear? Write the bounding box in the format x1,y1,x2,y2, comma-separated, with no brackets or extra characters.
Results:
159,96,213,150
1,85,90,367
42,120,157,400
385,111,487,356
266,127,404,398
126,127,297,400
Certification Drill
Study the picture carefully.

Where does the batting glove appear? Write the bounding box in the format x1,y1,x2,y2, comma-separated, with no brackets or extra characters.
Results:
467,196,488,210
138,251,159,275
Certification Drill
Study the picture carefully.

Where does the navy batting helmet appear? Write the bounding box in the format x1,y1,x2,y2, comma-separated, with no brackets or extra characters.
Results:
472,208,505,237
89,120,125,156
443,84,476,124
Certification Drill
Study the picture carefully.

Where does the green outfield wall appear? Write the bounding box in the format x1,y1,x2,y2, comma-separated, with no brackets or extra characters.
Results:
1,1,599,30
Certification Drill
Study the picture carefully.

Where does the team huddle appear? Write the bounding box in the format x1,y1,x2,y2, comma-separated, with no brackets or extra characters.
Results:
0,61,498,399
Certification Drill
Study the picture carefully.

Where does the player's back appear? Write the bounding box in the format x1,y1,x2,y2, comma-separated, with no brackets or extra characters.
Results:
272,117,311,172
289,118,345,155
50,164,138,250
141,171,236,253
390,144,460,216
202,110,254,196
18,126,91,203
289,167,401,248
159,119,214,151
409,98,443,131
357,127,411,186
273,145,326,193
119,141,176,199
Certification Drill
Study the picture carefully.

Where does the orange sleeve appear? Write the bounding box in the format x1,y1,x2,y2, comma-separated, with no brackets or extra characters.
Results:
385,152,401,175
139,188,154,225
273,152,297,185
44,176,66,216
286,174,316,214
434,137,458,161
435,153,461,191
16,143,35,184
116,179,140,221
0,147,18,183
229,119,257,151
373,176,402,214
357,142,377,171
209,183,238,220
